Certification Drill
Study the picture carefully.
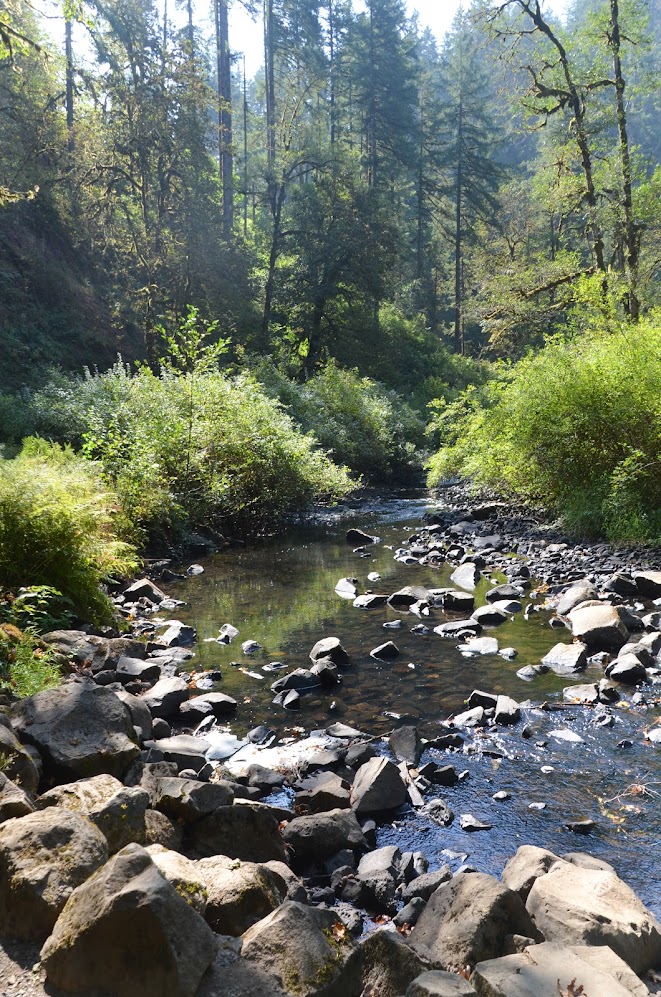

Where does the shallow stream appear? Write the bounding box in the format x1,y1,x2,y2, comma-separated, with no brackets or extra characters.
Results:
168,493,661,917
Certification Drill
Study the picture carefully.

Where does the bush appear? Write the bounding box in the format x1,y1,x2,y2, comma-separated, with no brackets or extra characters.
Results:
253,360,426,481
7,355,355,542
0,440,139,623
426,315,661,542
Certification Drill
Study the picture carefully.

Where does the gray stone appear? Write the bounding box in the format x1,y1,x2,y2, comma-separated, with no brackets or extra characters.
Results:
124,578,168,603
389,586,431,608
494,696,520,725
0,772,34,823
12,681,139,781
389,725,422,765
462,637,499,656
371,641,400,660
198,855,287,935
116,655,162,684
179,692,238,721
501,845,561,901
113,687,153,741
40,844,217,997
472,942,650,997
0,724,40,795
36,774,149,853
309,637,350,666
0,809,108,940
353,594,389,609
140,675,190,718
271,669,320,693
434,621,482,639
557,580,598,616
350,756,407,815
189,804,287,863
158,620,197,647
153,734,210,771
400,868,453,904
240,901,359,997
409,873,538,969
450,564,481,591
146,845,208,915
568,603,628,652
634,571,661,598
606,653,647,684
540,642,588,675
526,859,661,974
152,776,234,821
359,930,435,997
282,807,366,861
471,606,508,627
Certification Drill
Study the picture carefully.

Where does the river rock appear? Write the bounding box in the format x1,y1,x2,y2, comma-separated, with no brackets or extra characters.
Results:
389,586,431,608
557,580,599,616
568,603,628,651
281,807,366,861
41,631,146,672
441,591,475,613
360,929,436,997
410,872,538,969
472,942,650,997
336,577,358,598
271,668,320,693
153,734,210,771
357,845,401,911
188,803,286,863
179,691,238,720
197,855,287,935
146,845,208,915
12,681,139,781
471,606,508,627
347,528,376,545
605,653,648,684
486,584,522,603
350,756,407,815
434,620,482,639
526,859,661,973
450,563,481,591
353,593,389,609
239,901,358,997
116,655,161,685
309,637,350,666
603,573,639,597
113,687,153,741
310,658,340,685
494,695,520,725
0,724,40,795
371,640,400,660
124,578,168,603
145,808,183,850
140,675,190,718
295,771,350,813
152,776,234,821
501,845,561,901
400,867,453,903
157,620,197,647
563,682,599,703
40,843,217,997
0,772,34,822
540,641,588,674
36,774,149,853
0,809,108,940
389,725,422,765
634,570,661,598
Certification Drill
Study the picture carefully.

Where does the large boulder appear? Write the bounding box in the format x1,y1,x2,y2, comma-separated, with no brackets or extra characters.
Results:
188,804,287,863
281,807,366,862
146,845,208,916
410,873,538,969
472,942,650,997
407,971,477,996
197,855,287,935
309,637,351,666
350,757,407,815
239,901,359,997
40,844,217,997
42,631,146,671
634,570,661,599
113,687,153,742
179,692,237,721
12,680,139,781
359,930,435,997
501,845,560,901
0,809,108,940
526,860,661,974
568,604,628,652
152,734,210,771
36,774,149,853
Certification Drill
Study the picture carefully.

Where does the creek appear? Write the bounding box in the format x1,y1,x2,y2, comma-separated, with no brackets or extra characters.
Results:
168,492,661,918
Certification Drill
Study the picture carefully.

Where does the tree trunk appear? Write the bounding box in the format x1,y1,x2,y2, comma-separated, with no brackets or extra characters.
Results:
454,96,463,354
262,183,285,338
215,0,233,238
608,0,639,320
65,19,74,154
264,0,276,171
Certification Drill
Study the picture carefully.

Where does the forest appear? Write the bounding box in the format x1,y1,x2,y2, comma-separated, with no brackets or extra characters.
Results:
1,0,661,624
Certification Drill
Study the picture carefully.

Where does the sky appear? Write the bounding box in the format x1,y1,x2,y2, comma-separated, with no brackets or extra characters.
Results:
230,0,572,78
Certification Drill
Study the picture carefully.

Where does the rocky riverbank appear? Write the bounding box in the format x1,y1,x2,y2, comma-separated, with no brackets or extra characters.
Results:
0,489,660,995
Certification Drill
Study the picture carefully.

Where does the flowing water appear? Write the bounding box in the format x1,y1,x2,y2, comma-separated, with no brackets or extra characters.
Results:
168,493,661,916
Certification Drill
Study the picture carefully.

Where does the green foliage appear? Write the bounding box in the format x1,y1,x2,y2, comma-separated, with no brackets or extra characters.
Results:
0,440,139,623
253,359,425,480
427,315,661,542
0,626,61,698
13,357,355,542
0,586,74,632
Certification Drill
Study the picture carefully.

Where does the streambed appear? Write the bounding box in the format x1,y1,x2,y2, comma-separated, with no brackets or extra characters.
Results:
167,492,661,917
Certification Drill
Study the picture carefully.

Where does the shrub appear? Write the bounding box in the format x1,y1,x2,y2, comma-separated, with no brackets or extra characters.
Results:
252,360,426,481
426,315,661,542
0,440,139,622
